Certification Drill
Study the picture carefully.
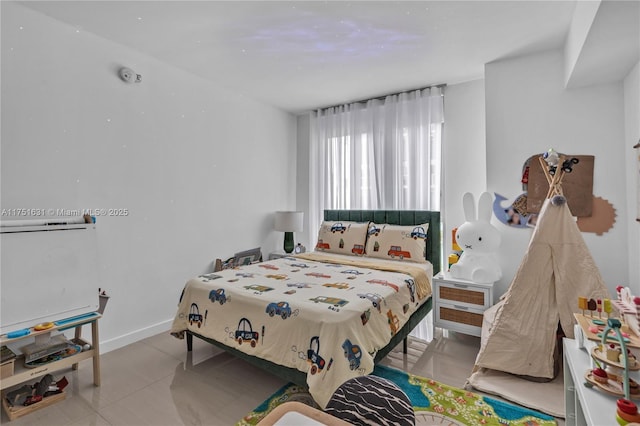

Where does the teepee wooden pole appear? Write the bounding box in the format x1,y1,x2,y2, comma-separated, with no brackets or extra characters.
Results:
539,155,562,199
538,156,553,184
540,155,566,199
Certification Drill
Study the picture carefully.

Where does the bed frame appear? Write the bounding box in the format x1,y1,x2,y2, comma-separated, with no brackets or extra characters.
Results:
186,209,441,386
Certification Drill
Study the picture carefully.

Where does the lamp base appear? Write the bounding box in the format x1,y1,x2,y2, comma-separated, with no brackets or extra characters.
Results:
283,232,294,254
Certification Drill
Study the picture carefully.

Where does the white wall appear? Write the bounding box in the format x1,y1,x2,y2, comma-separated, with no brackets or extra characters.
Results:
564,0,601,87
295,113,311,249
1,3,297,352
624,61,640,289
485,49,630,297
441,80,487,263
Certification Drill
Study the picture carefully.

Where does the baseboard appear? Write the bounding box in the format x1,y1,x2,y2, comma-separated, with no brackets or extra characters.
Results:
98,319,173,354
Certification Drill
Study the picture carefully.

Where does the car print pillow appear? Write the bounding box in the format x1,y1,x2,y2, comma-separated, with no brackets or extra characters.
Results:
365,223,429,263
314,221,369,256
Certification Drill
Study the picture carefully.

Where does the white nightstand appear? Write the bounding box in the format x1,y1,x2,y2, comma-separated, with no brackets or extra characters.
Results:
432,272,495,337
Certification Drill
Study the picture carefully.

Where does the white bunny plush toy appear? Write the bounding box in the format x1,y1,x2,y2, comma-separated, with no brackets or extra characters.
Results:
449,192,502,283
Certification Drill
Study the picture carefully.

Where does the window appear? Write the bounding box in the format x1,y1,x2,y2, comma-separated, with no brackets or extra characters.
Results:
309,86,444,236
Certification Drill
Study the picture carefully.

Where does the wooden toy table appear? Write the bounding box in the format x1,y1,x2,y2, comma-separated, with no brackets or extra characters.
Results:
574,313,640,348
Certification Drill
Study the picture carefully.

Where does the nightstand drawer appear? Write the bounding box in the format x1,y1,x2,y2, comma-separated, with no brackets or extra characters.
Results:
436,304,484,328
435,302,484,336
436,282,491,309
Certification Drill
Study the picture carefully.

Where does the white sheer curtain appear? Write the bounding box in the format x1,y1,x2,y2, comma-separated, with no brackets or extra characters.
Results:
309,86,444,238
308,86,444,341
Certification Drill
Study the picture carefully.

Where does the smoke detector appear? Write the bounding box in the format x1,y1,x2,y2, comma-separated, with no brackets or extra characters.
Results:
118,67,142,84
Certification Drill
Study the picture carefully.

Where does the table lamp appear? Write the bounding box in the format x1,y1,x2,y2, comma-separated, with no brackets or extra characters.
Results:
274,211,303,253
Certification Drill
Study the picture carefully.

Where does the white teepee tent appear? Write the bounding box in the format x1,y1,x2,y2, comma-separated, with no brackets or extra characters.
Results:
474,187,609,380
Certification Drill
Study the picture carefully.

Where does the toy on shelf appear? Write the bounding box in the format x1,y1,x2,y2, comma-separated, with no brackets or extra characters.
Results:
605,299,614,318
573,292,640,422
575,312,640,349
613,286,640,338
578,296,613,319
575,292,640,348
585,319,639,401
598,299,603,318
579,296,588,315
616,398,640,425
447,228,462,270
592,344,639,370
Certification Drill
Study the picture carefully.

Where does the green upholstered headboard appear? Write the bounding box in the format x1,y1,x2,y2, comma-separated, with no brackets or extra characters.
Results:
323,210,442,276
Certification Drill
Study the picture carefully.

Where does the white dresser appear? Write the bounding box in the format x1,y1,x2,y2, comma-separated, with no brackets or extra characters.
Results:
432,272,494,337
563,337,640,425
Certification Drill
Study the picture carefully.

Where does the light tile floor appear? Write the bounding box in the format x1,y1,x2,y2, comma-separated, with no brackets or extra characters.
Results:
0,330,553,425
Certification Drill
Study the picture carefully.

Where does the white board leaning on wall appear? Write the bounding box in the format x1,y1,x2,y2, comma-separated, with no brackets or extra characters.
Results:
0,218,100,336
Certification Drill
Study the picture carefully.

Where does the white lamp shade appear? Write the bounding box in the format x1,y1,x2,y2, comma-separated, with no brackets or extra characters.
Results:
274,211,303,232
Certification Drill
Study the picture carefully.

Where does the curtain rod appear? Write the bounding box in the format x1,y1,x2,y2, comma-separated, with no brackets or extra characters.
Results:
319,83,446,111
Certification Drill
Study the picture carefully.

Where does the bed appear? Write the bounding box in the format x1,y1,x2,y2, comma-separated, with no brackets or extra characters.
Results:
171,210,441,408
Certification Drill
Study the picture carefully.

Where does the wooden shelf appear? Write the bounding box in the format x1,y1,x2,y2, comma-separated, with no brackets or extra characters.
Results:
1,390,66,421
0,313,101,392
1,342,94,389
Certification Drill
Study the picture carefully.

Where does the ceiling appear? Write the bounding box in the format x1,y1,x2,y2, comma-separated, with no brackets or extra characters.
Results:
15,1,635,113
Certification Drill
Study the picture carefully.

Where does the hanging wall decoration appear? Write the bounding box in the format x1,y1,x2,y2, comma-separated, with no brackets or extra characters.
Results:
493,149,616,235
493,193,537,228
526,151,594,216
576,196,617,235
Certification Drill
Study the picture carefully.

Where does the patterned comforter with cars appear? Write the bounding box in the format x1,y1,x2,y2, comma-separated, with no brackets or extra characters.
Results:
170,253,432,408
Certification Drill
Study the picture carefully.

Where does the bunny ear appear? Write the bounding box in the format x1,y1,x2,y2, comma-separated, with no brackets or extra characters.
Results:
477,192,493,222
462,192,475,221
